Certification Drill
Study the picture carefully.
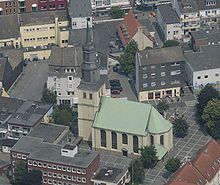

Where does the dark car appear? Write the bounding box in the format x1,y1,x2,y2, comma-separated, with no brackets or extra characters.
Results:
113,66,118,72
111,86,122,92
110,79,120,84
111,89,120,95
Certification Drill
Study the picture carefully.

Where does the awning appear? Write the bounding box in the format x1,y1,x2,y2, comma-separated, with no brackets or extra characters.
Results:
32,3,37,7
154,143,168,160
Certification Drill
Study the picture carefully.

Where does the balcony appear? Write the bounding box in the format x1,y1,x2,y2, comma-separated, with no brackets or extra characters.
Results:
182,17,200,22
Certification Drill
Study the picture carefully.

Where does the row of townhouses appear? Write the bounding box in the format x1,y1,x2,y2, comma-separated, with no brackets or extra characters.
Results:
157,0,220,41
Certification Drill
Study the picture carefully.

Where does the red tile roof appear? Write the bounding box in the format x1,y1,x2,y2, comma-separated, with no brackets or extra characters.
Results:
166,163,206,185
117,11,153,46
166,140,220,185
192,140,220,182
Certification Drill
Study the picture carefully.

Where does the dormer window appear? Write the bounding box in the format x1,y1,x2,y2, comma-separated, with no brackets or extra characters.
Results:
205,0,216,6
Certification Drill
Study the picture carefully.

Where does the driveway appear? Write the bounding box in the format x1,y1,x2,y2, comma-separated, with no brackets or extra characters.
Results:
8,60,49,101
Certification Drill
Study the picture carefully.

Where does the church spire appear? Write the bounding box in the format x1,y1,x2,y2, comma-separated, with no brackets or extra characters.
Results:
86,21,92,44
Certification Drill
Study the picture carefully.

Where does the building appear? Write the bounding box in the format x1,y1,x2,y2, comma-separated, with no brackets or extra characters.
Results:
6,99,53,139
38,0,67,11
136,46,185,102
91,167,130,185
0,50,23,91
0,0,38,15
197,0,220,31
19,10,69,49
10,136,100,185
190,29,220,51
0,160,9,176
0,139,17,153
141,0,171,10
68,0,92,30
47,46,83,106
77,24,106,142
184,44,220,93
157,4,182,41
0,15,21,49
171,0,200,41
117,11,155,50
167,139,220,185
92,97,173,157
90,0,131,17
27,123,71,144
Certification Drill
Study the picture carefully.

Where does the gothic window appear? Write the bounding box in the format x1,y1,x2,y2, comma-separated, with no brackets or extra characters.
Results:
133,135,138,153
101,130,106,147
122,133,128,144
160,135,164,145
112,132,117,149
151,135,154,145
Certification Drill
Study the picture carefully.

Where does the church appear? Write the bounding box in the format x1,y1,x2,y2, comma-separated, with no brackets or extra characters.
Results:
77,23,173,159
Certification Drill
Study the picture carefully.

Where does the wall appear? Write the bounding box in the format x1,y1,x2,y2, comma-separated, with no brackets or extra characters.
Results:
37,0,67,11
166,23,182,40
23,49,51,60
71,16,92,30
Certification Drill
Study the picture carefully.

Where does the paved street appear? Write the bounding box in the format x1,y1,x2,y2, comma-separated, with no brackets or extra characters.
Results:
8,60,49,101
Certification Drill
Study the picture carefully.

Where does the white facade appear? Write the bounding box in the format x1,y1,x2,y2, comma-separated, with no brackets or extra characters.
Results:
70,16,93,30
90,0,130,9
199,8,220,25
207,169,220,185
47,75,81,106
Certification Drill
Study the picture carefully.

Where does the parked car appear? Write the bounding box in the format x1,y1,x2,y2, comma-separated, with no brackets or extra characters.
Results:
110,79,120,84
113,66,118,72
113,96,120,98
111,86,122,92
111,89,120,95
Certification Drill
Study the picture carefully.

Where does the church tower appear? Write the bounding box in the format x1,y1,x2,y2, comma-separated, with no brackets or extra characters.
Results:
77,22,106,141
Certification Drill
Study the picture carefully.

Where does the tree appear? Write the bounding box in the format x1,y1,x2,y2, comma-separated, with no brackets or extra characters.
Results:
41,88,57,104
128,159,145,184
11,161,28,185
108,6,125,19
173,117,189,137
156,100,169,116
118,40,138,74
140,145,158,168
10,162,42,185
22,170,42,185
162,40,179,48
202,99,220,139
52,104,73,126
165,157,181,173
196,84,219,125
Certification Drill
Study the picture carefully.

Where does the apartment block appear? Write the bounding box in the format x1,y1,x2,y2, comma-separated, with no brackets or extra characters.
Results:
38,0,67,11
136,46,185,102
47,46,83,106
10,136,100,185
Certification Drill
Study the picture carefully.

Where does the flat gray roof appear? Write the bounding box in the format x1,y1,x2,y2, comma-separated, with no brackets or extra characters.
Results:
178,0,199,13
0,15,20,40
28,123,69,143
158,4,180,24
138,46,184,66
92,167,127,183
19,10,68,26
184,44,220,71
11,136,44,153
191,30,220,42
50,46,83,67
68,0,92,18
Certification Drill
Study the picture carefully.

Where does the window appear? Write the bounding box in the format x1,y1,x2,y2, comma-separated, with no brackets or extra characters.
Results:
48,164,52,169
151,65,155,69
176,70,181,75
197,76,201,79
89,93,92,100
52,164,56,169
133,136,138,153
43,179,47,183
77,177,81,182
72,176,76,181
38,162,42,167
161,72,166,77
161,64,165,68
50,27,55,30
67,175,71,180
205,75,208,78
112,132,117,149
171,80,180,85
12,152,16,158
67,167,71,172
33,161,37,166
28,160,32,165
77,169,81,174
68,76,73,81
161,81,165,86
151,135,154,145
151,82,156,87
143,83,148,88
53,173,57,178
215,74,219,77
17,153,21,159
143,74,148,78
143,66,147,70
62,174,66,179
48,172,52,177
151,73,155,78
43,171,47,176
62,166,66,171
82,178,86,183
83,92,86,99
101,130,106,147
57,165,61,170
160,135,164,145
82,170,86,174
122,133,128,144
72,168,76,173
57,174,61,179
48,179,52,184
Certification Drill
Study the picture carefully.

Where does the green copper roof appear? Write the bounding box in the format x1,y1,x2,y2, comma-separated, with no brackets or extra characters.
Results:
93,97,172,136
147,107,173,134
154,143,168,160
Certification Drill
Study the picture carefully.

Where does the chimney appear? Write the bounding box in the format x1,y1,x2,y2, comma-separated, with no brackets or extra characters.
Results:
61,144,78,158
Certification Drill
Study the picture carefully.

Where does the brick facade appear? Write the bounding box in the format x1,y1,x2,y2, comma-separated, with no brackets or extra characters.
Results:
37,0,67,11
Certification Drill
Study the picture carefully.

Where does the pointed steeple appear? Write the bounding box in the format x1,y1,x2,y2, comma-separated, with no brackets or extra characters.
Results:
80,20,101,84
